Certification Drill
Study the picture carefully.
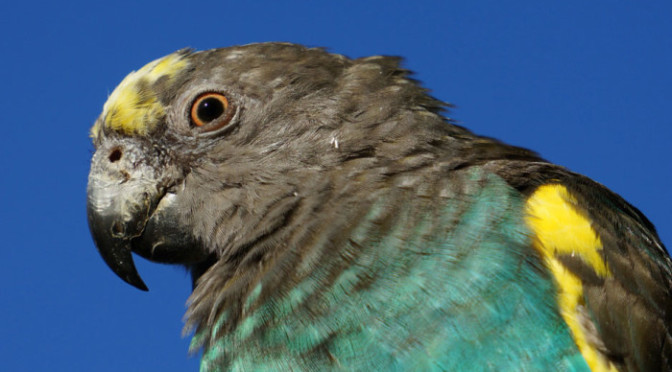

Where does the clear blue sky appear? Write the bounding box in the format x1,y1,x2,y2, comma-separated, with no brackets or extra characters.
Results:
1,1,670,371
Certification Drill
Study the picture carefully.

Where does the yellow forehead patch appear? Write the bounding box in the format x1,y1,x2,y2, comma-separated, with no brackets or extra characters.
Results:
91,52,189,137
525,184,615,372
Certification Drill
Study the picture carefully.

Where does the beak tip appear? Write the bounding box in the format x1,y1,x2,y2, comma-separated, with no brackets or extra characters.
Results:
96,244,150,291
123,271,149,291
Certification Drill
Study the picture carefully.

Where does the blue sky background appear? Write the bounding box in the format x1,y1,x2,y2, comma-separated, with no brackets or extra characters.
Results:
1,1,670,370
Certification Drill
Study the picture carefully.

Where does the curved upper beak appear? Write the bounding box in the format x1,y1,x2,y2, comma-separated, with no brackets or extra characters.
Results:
86,141,164,291
87,181,150,291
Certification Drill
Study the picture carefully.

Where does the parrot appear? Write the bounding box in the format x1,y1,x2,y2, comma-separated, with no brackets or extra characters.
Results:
86,42,672,371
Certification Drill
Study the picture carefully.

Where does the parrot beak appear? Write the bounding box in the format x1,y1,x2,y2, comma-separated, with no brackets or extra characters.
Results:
87,194,149,291
86,141,165,292
87,138,207,291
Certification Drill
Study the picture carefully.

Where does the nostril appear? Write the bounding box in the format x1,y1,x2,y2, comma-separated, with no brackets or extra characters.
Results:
109,148,122,163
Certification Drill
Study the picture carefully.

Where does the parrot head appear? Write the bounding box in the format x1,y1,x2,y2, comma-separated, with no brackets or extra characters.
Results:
86,43,450,290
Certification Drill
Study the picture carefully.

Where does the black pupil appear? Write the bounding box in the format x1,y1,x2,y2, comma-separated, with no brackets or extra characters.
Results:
197,97,224,123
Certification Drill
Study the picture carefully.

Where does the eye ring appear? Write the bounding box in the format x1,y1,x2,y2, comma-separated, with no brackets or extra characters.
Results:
189,92,234,131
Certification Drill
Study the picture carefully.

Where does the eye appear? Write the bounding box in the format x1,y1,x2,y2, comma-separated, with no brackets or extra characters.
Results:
190,92,234,131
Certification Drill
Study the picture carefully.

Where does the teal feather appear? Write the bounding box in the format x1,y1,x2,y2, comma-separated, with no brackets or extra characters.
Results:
196,169,590,371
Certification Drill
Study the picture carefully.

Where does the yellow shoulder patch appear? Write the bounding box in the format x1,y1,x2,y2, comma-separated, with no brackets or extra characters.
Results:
525,184,616,372
91,52,189,138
